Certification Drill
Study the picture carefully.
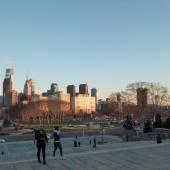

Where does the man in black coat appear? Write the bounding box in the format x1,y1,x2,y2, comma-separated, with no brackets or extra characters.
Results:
35,127,48,165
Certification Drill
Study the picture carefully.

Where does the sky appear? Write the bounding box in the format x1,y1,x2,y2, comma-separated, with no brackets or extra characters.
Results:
0,0,170,99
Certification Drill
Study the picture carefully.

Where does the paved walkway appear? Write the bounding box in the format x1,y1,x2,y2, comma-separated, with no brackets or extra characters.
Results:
0,136,170,170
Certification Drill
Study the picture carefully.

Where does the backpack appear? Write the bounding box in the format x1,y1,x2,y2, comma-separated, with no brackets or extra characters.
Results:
54,131,60,141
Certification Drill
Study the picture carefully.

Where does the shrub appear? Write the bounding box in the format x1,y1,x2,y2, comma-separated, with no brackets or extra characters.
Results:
144,120,152,133
3,119,11,127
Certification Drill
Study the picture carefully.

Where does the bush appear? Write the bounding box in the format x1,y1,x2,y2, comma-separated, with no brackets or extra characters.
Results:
123,116,134,130
144,120,152,133
3,119,11,127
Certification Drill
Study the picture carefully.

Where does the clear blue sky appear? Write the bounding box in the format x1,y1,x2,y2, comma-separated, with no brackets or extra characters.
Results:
0,0,170,99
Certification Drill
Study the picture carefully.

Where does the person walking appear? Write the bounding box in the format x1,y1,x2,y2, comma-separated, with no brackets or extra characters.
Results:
52,126,64,159
34,127,48,165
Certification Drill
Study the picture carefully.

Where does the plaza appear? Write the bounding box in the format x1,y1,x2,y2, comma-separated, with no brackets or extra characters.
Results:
0,135,170,170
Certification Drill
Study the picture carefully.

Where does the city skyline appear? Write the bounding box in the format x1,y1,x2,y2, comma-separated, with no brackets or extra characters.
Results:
0,0,170,99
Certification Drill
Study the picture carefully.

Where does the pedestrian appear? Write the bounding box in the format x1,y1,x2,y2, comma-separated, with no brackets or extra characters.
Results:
34,126,48,165
93,137,97,149
52,126,64,159
89,139,92,145
78,141,81,147
74,136,78,148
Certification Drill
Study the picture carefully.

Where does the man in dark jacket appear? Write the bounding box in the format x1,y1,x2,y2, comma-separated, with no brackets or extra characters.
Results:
35,127,48,165
52,126,63,159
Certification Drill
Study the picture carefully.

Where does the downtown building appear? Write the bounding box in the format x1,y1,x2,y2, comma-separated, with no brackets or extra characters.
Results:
71,94,96,114
14,83,71,123
91,88,99,109
2,69,18,107
67,84,96,114
24,79,35,100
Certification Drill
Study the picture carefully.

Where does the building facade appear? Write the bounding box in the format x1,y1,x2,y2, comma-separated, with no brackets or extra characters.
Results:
91,88,99,108
4,90,18,107
13,99,70,123
3,77,13,106
71,94,96,114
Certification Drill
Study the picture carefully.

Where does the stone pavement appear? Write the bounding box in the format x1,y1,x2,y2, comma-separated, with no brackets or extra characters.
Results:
0,135,170,170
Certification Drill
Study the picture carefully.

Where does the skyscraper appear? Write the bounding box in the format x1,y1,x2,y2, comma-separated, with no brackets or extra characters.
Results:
46,83,59,95
79,84,88,94
51,83,59,93
3,78,13,106
3,69,14,106
91,88,99,108
24,79,35,100
67,85,76,97
5,68,14,78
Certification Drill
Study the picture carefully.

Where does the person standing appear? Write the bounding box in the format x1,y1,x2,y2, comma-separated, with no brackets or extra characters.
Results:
53,126,63,159
35,127,48,165
93,136,97,149
89,139,92,145
78,141,81,147
74,136,78,148
89,135,92,145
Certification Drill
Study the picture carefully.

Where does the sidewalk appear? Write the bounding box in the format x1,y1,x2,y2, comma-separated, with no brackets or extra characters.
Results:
0,136,170,170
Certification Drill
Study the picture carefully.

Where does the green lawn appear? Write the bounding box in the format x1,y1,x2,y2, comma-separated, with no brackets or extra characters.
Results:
17,121,120,133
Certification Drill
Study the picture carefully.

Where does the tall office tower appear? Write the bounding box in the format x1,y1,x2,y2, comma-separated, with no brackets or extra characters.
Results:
79,84,88,94
4,90,18,107
137,88,148,107
91,88,99,107
2,69,14,106
67,85,76,97
24,79,35,100
51,83,59,93
3,78,13,106
5,68,14,79
31,80,36,96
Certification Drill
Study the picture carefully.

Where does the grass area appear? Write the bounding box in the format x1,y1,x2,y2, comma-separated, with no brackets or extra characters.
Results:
15,121,121,134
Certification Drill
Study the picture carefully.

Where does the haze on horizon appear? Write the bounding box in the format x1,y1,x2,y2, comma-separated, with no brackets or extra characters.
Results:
0,0,170,99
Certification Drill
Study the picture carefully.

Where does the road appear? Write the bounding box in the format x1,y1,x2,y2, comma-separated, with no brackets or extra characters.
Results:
1,127,126,142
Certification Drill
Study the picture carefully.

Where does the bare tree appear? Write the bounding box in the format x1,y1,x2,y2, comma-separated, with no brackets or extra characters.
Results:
126,82,170,119
110,81,170,120
109,92,119,103
109,90,136,116
147,83,169,106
